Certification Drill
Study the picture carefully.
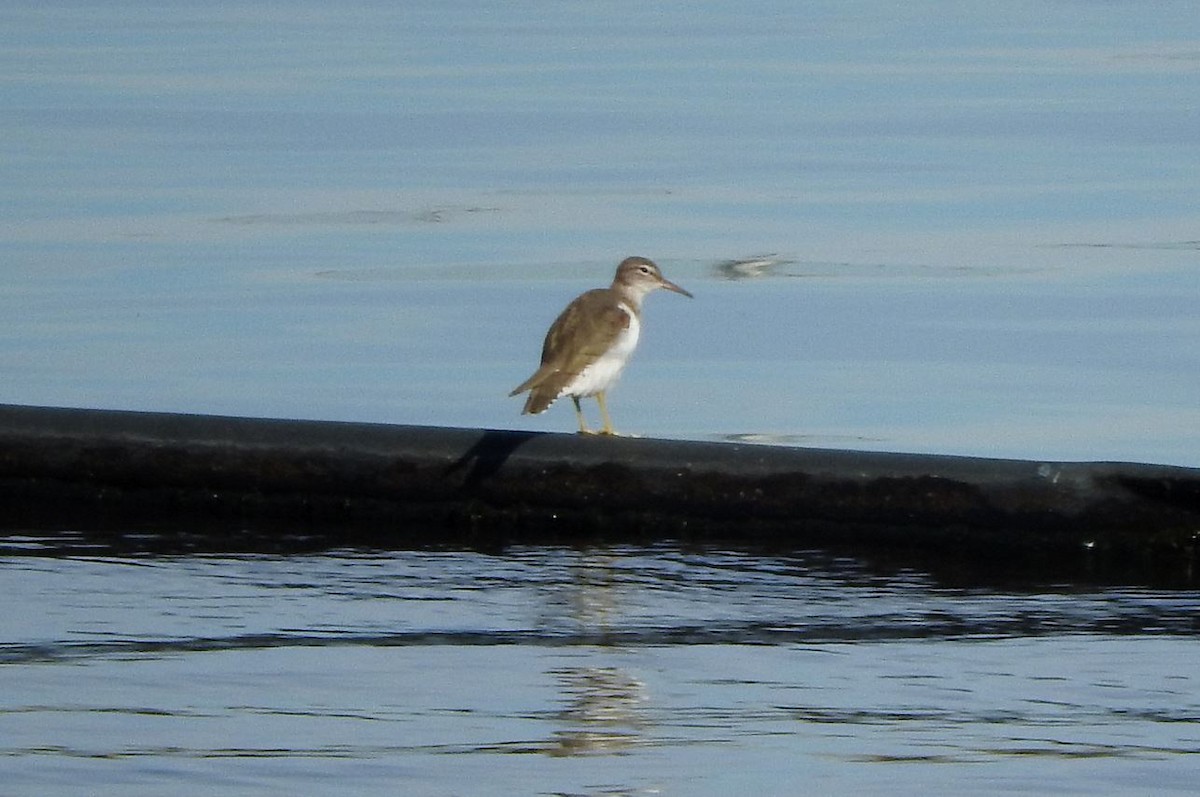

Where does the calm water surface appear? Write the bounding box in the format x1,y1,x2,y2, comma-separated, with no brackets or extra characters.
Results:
2,0,1199,463
2,546,1199,795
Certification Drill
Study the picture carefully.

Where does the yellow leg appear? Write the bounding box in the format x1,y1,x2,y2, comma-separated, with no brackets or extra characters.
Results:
596,391,616,436
572,396,593,435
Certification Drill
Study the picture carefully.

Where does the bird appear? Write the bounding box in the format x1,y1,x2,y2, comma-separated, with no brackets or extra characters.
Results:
509,256,692,435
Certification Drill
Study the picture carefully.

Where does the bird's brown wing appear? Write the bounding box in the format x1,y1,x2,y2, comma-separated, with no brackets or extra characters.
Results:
509,289,630,414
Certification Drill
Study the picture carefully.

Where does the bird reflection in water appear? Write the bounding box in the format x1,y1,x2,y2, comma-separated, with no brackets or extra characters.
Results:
544,553,649,757
547,666,648,756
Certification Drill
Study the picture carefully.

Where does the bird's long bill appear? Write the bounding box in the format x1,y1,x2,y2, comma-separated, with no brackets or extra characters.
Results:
660,278,693,298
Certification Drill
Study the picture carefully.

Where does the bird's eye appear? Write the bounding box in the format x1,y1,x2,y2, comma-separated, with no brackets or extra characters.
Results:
639,266,651,274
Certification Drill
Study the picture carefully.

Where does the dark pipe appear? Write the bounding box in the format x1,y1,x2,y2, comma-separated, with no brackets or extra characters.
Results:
0,404,1197,578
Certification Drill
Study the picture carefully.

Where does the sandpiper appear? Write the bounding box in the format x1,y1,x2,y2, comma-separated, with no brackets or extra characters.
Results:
510,256,692,435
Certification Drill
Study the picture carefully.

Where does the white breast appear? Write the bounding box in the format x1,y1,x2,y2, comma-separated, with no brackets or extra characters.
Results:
560,303,640,398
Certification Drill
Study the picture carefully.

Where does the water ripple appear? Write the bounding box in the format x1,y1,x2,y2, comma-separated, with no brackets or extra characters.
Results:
4,610,1198,666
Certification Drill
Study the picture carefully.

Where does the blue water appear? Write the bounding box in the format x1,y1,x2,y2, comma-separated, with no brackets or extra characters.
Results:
3,547,1199,796
3,3,1200,794
2,0,1199,464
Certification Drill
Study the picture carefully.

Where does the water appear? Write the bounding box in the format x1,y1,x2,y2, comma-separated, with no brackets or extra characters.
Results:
2,547,1199,795
2,1,1199,464
4,3,1200,793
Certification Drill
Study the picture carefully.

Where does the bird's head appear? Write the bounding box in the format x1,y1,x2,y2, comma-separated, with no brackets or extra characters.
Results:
613,256,693,302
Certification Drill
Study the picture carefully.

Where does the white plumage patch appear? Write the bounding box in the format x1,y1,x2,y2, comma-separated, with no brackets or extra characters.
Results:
558,302,640,399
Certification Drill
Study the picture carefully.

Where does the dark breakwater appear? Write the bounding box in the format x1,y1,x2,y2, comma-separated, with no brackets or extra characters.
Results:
1,404,1196,581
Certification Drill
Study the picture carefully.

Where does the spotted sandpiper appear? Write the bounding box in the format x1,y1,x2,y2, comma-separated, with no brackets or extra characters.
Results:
509,256,692,435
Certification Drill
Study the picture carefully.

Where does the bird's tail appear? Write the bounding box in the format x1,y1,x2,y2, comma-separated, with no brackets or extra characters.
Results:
510,367,565,415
